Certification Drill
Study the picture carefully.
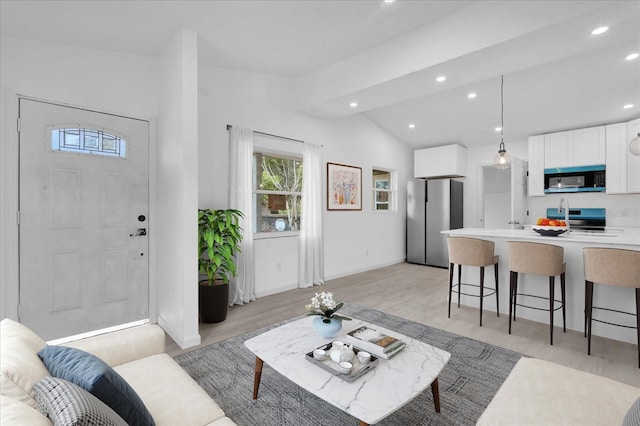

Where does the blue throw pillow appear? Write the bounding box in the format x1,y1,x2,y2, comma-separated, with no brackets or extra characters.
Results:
38,345,155,426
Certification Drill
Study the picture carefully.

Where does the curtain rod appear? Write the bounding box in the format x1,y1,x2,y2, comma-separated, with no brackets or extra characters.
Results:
226,124,304,144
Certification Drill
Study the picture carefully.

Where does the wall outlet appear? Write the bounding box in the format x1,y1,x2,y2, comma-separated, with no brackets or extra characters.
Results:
276,262,281,271
365,249,369,256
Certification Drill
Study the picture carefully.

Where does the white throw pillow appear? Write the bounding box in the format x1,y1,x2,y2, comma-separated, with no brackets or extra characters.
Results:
33,376,128,426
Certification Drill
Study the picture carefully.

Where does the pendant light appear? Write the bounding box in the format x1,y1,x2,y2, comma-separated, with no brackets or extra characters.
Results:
493,74,512,169
630,133,640,156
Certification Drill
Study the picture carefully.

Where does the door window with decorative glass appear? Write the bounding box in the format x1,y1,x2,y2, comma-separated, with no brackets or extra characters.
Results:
373,169,396,211
253,152,303,233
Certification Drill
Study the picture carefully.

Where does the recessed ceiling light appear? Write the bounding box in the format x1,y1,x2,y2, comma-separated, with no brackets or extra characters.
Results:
408,123,416,129
468,93,477,99
436,76,446,82
626,53,639,61
624,104,634,109
384,0,395,3
349,102,358,108
494,127,502,132
591,26,608,35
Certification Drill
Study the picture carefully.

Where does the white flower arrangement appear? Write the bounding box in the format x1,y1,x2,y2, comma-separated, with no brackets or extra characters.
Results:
305,291,352,323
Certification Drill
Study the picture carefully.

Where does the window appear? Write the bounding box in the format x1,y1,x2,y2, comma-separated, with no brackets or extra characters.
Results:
373,169,396,211
253,152,303,233
51,128,126,158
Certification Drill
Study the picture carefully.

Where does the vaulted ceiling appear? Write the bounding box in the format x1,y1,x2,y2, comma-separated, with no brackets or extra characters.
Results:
2,0,639,149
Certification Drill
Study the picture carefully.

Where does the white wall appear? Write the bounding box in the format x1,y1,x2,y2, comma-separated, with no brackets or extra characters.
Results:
197,65,412,297
156,30,200,348
0,38,159,118
0,37,159,321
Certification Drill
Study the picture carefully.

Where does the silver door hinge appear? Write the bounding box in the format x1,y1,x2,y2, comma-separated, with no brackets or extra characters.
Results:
17,304,22,320
16,210,20,225
17,118,21,132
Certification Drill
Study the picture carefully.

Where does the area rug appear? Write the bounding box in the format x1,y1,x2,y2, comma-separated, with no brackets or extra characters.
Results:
175,304,523,425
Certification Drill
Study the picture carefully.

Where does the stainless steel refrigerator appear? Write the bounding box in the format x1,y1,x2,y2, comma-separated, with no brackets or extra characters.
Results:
407,179,463,268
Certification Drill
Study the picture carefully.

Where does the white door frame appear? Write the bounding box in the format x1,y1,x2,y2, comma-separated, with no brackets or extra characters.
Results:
477,158,528,230
0,91,157,326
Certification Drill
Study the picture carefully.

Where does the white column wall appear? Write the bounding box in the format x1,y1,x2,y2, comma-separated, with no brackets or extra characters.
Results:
157,29,200,348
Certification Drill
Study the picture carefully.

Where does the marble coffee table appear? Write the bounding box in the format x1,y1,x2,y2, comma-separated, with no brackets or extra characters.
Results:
244,316,451,425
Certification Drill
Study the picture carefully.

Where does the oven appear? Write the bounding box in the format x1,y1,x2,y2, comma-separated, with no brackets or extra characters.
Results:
546,207,606,232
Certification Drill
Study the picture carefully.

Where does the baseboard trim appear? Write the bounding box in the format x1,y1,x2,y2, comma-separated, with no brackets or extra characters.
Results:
158,315,201,349
255,282,298,298
325,259,405,281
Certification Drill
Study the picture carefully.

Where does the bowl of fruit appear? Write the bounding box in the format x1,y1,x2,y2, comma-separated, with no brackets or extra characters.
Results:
532,218,568,237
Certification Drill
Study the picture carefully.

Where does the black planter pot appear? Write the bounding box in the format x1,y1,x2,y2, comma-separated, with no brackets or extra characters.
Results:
199,281,229,323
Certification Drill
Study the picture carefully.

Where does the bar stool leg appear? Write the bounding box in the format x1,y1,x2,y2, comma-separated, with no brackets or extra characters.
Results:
508,271,516,334
479,266,485,326
586,280,593,355
636,288,640,368
513,271,518,322
494,263,499,317
584,280,588,338
448,263,454,318
549,276,555,346
561,272,566,333
457,264,462,308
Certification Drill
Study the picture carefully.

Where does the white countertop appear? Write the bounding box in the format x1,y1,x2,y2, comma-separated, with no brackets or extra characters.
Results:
442,227,640,247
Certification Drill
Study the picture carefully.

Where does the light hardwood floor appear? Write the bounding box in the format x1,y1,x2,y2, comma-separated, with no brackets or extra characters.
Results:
167,262,640,387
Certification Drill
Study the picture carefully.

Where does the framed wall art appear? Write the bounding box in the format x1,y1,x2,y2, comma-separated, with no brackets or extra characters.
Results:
327,162,362,210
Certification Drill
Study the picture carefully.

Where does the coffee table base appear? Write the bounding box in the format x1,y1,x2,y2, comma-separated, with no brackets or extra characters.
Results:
251,356,442,424
252,357,263,399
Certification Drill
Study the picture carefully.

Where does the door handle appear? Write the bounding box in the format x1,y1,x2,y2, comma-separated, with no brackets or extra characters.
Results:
129,228,147,237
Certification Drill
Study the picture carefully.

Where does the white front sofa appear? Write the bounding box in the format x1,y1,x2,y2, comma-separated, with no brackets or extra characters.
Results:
0,318,235,425
477,357,640,426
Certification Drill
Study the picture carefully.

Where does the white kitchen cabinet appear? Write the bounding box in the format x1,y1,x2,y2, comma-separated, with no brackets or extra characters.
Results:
528,135,545,196
414,144,466,178
627,118,640,194
573,126,606,165
605,123,627,194
544,126,605,168
544,131,570,168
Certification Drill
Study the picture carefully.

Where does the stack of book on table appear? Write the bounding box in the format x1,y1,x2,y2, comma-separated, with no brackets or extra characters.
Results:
344,326,406,359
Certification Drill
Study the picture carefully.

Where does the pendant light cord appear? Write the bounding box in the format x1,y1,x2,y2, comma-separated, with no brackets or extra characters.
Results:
500,74,504,150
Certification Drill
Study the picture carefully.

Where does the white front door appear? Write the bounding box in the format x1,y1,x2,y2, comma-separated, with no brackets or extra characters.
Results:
18,98,150,340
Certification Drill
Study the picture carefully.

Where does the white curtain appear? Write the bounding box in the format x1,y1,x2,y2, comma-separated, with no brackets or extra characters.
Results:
298,142,324,288
228,126,255,305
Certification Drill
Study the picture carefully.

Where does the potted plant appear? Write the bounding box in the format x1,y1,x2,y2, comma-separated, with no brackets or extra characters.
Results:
198,208,243,323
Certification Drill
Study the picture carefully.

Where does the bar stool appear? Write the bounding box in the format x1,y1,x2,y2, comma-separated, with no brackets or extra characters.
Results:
583,247,640,368
507,241,566,345
447,237,499,326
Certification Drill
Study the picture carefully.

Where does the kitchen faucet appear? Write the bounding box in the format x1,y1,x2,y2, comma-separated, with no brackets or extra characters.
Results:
558,198,570,234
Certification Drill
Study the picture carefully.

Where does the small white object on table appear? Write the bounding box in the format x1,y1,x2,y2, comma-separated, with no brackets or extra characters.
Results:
244,316,450,426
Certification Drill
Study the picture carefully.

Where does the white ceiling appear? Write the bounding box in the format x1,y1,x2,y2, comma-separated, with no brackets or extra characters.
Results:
2,0,639,150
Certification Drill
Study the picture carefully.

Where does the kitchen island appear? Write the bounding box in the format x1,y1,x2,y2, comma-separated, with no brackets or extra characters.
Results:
441,227,640,344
